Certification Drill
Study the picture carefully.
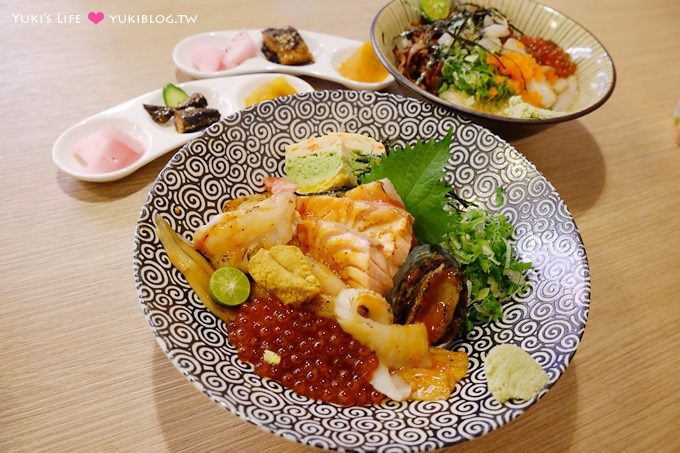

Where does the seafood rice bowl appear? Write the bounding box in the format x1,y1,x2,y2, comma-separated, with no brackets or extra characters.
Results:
370,0,616,133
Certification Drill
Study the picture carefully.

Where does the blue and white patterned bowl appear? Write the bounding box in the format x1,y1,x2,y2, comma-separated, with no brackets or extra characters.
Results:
133,90,590,451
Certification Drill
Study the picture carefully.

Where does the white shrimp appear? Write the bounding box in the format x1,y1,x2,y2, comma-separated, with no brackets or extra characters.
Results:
193,190,298,271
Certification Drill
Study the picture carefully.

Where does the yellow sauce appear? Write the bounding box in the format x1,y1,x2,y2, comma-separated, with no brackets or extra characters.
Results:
397,348,468,400
338,42,389,83
245,76,297,107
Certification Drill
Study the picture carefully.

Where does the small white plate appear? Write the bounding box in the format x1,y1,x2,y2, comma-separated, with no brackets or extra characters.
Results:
172,29,394,91
52,74,314,183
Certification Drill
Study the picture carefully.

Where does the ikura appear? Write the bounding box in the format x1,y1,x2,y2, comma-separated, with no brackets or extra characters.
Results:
228,295,385,406
518,36,577,78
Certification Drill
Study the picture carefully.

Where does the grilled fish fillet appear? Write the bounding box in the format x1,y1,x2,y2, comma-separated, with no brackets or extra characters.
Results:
296,219,394,294
296,194,413,276
344,178,405,209
261,27,314,66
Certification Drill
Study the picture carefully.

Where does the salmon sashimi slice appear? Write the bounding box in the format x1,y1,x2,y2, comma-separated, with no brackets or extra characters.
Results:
193,191,298,271
296,219,394,294
344,179,406,209
296,193,413,276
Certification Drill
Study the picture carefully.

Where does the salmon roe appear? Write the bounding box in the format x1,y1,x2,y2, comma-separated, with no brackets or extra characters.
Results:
228,296,384,406
518,36,577,78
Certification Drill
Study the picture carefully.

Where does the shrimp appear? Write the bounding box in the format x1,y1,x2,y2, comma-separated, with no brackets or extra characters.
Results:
193,190,299,271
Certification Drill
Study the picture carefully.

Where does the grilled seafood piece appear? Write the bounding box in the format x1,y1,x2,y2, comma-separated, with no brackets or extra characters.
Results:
142,104,174,124
296,194,413,277
296,219,394,294
193,191,299,271
261,27,314,65
143,93,209,125
387,244,468,345
173,107,220,133
344,178,406,209
174,93,209,110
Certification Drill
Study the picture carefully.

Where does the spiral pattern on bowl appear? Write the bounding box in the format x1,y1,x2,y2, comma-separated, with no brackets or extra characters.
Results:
133,90,590,451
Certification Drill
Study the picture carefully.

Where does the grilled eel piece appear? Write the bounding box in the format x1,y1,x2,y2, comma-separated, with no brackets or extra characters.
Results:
143,93,209,124
143,93,220,133
261,27,314,66
173,108,220,133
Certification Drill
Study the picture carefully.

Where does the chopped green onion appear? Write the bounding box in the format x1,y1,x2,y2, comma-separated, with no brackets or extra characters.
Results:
263,349,281,365
495,187,505,206
443,205,532,331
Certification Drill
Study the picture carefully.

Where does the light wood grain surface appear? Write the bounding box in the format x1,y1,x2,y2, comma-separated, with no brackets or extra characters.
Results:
2,0,679,451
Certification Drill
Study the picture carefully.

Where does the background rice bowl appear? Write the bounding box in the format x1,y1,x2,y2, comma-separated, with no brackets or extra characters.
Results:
370,0,616,133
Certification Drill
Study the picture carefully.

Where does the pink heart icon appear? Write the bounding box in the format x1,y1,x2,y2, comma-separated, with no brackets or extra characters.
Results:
87,11,105,25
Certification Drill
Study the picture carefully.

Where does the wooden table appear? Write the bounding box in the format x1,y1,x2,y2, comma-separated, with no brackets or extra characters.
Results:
2,0,679,451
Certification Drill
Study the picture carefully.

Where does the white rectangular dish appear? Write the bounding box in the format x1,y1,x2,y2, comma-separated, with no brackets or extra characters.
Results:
52,74,314,183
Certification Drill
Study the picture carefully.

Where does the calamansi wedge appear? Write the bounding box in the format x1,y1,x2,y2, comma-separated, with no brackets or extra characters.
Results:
155,214,239,322
209,266,251,307
420,0,450,21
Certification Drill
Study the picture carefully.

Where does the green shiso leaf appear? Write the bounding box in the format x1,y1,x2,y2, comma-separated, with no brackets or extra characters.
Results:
361,129,532,330
360,130,454,244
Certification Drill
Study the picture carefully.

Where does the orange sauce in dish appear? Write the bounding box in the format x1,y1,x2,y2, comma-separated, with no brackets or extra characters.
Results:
397,348,468,400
